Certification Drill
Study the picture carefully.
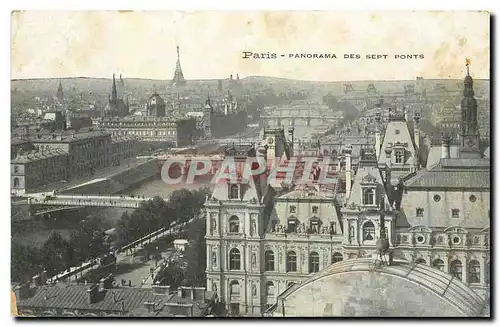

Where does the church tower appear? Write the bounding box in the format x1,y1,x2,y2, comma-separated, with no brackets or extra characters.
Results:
459,59,481,158
172,45,187,87
111,73,117,102
56,81,64,102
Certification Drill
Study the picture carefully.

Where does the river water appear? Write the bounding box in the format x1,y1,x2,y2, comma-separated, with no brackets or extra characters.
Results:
12,174,211,248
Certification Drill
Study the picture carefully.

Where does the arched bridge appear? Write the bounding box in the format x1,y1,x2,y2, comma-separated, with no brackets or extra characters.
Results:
15,193,169,217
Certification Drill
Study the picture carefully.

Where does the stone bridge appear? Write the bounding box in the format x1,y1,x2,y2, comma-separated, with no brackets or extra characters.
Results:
261,114,343,128
17,193,169,217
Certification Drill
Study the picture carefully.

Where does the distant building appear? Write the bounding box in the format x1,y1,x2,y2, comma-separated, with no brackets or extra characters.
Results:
103,74,129,117
10,128,138,193
96,116,197,147
146,93,166,117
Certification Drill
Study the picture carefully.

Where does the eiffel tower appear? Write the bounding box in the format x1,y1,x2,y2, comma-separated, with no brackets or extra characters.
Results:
172,45,187,87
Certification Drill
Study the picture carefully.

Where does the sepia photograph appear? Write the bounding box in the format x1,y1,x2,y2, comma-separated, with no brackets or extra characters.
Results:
10,10,491,318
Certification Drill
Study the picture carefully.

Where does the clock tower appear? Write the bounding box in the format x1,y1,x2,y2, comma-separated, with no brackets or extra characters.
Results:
459,59,482,159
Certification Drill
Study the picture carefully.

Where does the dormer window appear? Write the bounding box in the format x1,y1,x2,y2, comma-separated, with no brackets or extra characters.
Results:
287,217,297,233
395,150,403,164
229,184,239,199
362,189,375,205
309,217,321,233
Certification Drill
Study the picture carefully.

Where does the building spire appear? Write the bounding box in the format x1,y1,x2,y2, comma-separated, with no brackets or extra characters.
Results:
56,80,64,101
459,58,481,158
111,73,117,101
172,45,186,87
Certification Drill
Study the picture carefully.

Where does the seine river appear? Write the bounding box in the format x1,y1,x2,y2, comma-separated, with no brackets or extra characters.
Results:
12,174,211,248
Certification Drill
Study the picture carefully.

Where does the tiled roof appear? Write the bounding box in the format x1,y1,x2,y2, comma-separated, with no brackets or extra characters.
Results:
278,258,486,317
11,148,68,164
129,292,216,317
17,285,158,313
405,158,490,189
278,187,336,200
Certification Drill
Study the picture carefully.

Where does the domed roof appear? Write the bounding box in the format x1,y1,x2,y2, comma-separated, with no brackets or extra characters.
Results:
271,257,487,317
147,92,165,107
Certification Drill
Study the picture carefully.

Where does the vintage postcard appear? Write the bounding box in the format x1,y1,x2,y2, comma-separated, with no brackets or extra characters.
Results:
11,10,490,317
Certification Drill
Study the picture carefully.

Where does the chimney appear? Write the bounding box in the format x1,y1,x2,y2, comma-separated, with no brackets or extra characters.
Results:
375,127,381,159
32,275,41,287
144,301,156,313
13,283,31,300
344,145,353,201
413,112,420,151
152,285,170,295
100,274,114,290
86,284,100,304
287,126,294,145
441,134,451,159
384,146,393,186
193,287,205,302
385,146,393,169
40,270,47,284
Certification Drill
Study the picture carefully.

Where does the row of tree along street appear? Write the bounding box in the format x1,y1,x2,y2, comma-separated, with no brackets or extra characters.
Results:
11,187,211,284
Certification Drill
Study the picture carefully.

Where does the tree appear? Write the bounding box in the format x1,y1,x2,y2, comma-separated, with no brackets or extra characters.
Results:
11,243,41,283
154,263,186,290
41,231,71,276
184,218,207,286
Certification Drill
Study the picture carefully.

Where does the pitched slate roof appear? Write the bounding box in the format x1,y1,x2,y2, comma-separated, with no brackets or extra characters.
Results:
17,285,159,313
405,158,490,189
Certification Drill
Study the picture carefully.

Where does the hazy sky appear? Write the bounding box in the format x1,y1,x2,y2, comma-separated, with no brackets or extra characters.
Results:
11,11,490,81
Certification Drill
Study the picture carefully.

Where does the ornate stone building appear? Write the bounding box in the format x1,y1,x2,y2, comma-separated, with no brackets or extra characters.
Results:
204,64,490,316
11,129,138,193
96,115,197,147
397,64,490,300
103,74,129,117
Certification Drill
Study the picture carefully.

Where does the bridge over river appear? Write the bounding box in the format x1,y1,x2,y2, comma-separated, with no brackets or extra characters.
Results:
15,193,169,217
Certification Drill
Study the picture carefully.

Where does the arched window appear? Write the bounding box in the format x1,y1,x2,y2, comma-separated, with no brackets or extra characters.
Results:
14,166,19,173
362,221,375,241
229,184,239,199
309,252,320,273
266,281,274,296
363,189,374,205
468,260,481,284
432,259,444,271
286,251,297,272
229,248,241,270
229,216,240,233
450,260,463,280
265,250,275,271
332,252,343,264
415,258,426,264
13,177,20,188
230,280,240,295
